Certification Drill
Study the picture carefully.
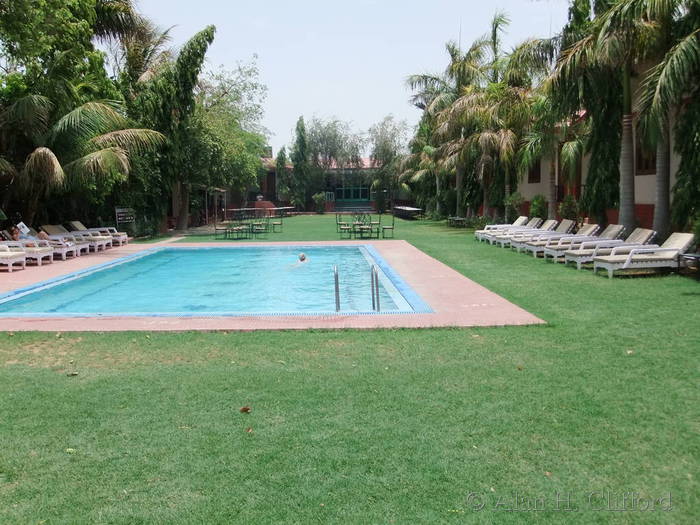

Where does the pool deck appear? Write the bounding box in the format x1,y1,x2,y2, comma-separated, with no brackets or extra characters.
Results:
0,240,543,331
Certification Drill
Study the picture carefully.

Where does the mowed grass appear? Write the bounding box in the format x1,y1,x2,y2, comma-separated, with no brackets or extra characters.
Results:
1,215,698,524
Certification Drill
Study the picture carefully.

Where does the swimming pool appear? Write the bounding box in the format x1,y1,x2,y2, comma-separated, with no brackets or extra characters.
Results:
0,246,431,316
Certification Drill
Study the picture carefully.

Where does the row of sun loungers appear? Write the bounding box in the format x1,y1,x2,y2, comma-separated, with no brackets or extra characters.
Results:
0,222,128,272
475,216,696,278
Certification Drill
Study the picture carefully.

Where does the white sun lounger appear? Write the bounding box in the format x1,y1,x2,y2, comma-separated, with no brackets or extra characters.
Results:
2,240,54,266
43,225,112,251
474,216,528,241
542,224,625,262
0,244,27,272
513,222,599,255
490,219,559,247
68,220,129,246
507,219,577,250
593,232,696,278
479,218,544,243
563,228,656,270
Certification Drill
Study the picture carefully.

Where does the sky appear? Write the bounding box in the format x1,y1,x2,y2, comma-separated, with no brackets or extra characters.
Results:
136,0,571,155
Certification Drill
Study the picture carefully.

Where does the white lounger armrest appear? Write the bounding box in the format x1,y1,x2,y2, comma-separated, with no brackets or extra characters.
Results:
609,244,659,256
621,247,679,269
20,239,51,248
550,235,598,247
576,239,625,251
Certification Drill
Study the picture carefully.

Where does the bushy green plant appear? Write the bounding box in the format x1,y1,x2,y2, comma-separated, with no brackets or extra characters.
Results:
558,194,579,220
464,215,492,230
529,194,547,219
504,192,524,218
693,214,700,245
312,192,326,214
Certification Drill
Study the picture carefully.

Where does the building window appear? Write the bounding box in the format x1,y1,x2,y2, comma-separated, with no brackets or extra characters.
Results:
636,139,656,175
527,159,541,184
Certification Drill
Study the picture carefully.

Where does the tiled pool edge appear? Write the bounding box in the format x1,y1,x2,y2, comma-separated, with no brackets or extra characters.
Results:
0,244,432,317
0,240,545,331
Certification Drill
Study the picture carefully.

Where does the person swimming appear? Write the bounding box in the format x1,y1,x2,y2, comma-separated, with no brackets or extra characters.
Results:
298,253,307,262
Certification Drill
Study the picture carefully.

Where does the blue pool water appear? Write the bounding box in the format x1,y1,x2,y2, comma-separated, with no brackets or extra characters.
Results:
0,246,431,316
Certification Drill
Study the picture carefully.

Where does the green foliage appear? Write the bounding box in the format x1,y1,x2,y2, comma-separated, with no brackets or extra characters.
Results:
290,116,311,209
311,192,326,214
558,194,579,220
529,194,547,219
503,191,523,217
672,85,700,229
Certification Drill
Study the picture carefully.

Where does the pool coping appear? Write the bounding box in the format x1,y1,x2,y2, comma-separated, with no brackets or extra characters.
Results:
0,240,544,331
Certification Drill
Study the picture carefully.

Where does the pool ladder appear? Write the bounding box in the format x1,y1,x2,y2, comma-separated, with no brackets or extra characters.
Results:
333,265,380,312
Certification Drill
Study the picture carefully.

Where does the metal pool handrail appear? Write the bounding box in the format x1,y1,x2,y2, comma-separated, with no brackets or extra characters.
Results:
370,265,381,312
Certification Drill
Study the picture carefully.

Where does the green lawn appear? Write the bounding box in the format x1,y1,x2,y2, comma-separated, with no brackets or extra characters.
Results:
1,215,698,524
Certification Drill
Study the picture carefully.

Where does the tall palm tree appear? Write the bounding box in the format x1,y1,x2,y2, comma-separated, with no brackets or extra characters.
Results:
406,34,490,216
548,0,624,226
627,0,700,237
0,95,164,223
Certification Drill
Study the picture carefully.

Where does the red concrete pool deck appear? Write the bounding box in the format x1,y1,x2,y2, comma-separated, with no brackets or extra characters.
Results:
0,240,543,331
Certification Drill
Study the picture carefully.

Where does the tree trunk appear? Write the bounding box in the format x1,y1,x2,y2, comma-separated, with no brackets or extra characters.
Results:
652,123,671,241
619,69,636,234
548,156,557,219
455,164,464,217
482,183,489,218
504,169,511,223
176,181,190,230
619,114,636,234
434,172,441,216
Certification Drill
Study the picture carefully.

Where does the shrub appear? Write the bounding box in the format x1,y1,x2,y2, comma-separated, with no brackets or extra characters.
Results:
529,194,547,219
558,194,579,220
312,192,326,214
504,192,524,218
693,214,700,245
464,215,492,230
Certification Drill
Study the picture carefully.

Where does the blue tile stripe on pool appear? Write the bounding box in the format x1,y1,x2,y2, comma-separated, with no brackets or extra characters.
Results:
0,244,433,317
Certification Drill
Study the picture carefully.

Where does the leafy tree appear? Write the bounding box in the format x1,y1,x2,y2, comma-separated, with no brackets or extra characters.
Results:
289,116,311,209
275,146,290,200
0,96,163,223
368,115,409,212
130,25,216,230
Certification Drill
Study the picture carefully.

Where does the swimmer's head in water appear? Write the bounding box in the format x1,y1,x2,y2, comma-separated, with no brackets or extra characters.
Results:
299,253,306,262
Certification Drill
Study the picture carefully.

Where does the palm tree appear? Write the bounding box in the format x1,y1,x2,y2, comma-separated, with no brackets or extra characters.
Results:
406,34,490,216
548,0,624,226
0,95,164,223
628,0,700,238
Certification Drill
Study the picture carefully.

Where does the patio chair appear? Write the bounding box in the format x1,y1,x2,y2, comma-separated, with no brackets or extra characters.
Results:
478,217,542,243
563,228,656,270
0,244,26,272
271,215,283,233
593,232,696,278
542,224,624,262
68,220,128,246
382,214,395,238
251,217,270,238
227,221,251,240
2,240,53,266
336,213,349,233
474,216,528,241
490,219,558,247
514,222,599,256
505,219,576,250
